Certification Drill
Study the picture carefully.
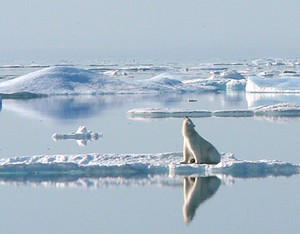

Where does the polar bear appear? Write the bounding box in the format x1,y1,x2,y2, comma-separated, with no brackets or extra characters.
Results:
181,117,221,164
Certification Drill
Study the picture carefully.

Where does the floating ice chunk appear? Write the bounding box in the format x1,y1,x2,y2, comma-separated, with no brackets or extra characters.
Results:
128,103,300,119
127,108,212,118
246,76,300,93
52,126,103,146
128,108,253,118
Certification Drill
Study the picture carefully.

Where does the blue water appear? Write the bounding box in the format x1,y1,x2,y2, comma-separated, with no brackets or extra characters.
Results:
1,63,300,234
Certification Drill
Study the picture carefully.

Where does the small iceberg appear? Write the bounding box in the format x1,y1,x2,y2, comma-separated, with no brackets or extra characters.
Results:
246,76,300,93
52,126,103,146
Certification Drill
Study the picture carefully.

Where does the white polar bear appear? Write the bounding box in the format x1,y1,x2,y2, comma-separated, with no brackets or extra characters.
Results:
181,117,221,164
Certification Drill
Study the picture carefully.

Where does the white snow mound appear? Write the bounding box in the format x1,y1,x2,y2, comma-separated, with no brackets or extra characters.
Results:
0,66,133,95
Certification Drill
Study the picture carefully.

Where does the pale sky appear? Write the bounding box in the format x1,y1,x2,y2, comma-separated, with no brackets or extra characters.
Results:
0,0,299,61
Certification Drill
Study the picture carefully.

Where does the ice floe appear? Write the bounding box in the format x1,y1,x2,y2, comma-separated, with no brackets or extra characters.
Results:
127,103,300,119
0,152,299,181
52,126,103,147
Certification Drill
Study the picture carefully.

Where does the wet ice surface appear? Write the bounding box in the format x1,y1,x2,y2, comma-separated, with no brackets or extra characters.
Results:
1,59,300,234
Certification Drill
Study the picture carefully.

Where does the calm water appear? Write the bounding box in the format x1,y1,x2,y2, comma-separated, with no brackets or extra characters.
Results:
1,66,300,233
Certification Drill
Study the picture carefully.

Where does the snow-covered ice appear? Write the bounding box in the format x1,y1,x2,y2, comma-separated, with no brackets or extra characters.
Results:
52,126,103,147
0,152,299,180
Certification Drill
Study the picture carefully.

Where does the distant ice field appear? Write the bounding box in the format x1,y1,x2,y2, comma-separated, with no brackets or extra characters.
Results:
0,58,300,96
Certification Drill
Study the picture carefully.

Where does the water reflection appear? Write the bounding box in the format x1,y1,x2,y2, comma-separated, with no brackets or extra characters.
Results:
0,95,184,120
183,176,221,224
246,93,300,108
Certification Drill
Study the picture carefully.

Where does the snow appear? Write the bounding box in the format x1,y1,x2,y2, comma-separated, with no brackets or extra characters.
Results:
52,126,103,147
127,103,300,119
0,153,299,181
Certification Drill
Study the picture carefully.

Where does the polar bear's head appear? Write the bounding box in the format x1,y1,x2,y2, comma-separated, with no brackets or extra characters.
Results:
182,117,196,137
183,116,195,128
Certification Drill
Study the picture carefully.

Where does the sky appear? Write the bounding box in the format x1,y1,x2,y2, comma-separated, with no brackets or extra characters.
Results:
0,0,300,61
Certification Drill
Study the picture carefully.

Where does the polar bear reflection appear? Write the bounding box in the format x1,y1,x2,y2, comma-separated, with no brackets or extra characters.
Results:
183,176,221,224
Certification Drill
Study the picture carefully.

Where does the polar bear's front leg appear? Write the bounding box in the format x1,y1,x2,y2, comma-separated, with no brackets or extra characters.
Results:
189,145,202,164
180,140,193,164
